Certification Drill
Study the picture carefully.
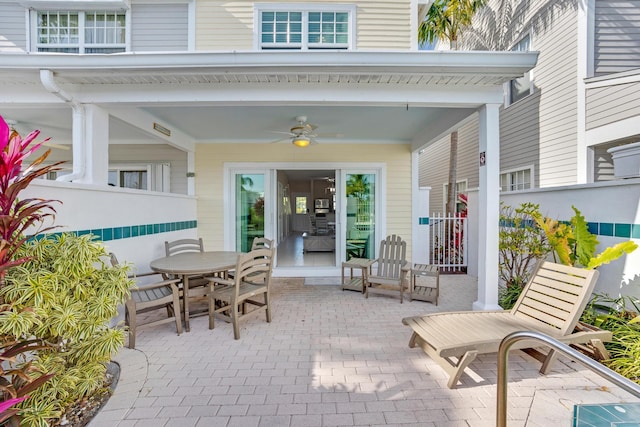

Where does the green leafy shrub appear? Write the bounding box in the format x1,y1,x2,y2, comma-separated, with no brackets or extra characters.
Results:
581,294,640,384
1,116,62,425
2,234,132,425
498,203,550,309
533,206,637,269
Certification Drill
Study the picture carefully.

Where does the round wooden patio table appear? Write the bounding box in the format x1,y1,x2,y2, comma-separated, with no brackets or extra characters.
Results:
150,251,239,332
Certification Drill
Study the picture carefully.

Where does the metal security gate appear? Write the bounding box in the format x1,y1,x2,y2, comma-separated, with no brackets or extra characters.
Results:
429,213,467,273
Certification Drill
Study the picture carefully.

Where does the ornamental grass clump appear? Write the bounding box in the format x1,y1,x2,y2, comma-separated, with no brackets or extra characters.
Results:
581,294,640,384
2,234,132,425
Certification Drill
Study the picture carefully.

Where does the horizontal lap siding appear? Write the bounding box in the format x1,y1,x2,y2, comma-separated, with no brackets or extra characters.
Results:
595,0,640,75
586,81,640,129
196,0,411,50
0,2,27,52
196,143,412,253
418,117,479,215
500,4,579,188
131,3,189,51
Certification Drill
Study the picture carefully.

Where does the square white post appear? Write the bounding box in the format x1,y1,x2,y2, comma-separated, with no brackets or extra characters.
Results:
76,104,109,185
473,104,502,311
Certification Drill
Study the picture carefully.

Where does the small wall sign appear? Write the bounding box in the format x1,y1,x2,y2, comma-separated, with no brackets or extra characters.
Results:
479,151,486,166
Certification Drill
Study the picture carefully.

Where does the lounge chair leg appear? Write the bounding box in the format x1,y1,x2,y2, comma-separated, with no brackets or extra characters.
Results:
447,350,478,389
590,339,610,360
539,349,558,374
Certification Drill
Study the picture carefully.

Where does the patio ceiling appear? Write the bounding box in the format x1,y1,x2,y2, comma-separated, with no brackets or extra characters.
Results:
0,50,538,151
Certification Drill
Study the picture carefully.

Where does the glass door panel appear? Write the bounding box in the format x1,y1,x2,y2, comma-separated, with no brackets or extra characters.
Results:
345,173,376,260
236,173,265,252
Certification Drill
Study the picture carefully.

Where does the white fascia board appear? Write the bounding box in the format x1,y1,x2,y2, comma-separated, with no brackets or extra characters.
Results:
18,0,130,10
0,51,538,78
71,82,505,106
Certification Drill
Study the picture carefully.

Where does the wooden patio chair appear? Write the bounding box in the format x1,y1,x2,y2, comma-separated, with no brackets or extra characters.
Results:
207,247,274,339
251,237,274,250
164,237,204,255
110,253,182,349
402,261,612,388
164,237,210,316
365,234,409,303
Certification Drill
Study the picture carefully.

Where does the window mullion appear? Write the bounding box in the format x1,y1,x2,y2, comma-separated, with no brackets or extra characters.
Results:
79,12,85,54
301,11,309,50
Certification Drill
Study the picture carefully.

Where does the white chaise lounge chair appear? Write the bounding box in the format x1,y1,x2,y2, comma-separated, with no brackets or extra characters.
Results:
402,261,612,388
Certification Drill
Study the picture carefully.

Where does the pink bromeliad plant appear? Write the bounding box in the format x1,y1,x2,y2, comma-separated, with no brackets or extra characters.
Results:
0,115,62,286
0,115,61,425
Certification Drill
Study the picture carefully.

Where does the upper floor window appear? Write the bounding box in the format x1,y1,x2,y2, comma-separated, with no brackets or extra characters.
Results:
36,10,126,53
507,34,532,105
256,5,354,50
500,166,533,191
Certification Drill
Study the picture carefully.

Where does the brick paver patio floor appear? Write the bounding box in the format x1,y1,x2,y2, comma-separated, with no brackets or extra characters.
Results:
90,276,639,427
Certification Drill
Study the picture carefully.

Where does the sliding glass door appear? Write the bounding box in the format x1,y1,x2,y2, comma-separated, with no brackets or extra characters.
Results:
344,172,377,260
235,173,267,252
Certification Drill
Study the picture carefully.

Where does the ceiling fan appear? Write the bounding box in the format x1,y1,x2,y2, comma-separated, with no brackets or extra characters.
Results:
5,119,70,150
269,115,343,147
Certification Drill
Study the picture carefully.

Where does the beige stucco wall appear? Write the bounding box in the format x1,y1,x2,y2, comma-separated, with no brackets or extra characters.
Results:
195,143,413,256
195,0,411,51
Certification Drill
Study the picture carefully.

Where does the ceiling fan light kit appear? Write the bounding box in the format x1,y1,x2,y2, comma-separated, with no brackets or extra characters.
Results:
292,136,311,147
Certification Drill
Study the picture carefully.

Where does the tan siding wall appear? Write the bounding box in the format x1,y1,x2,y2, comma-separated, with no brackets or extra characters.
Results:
195,143,412,253
195,0,411,50
586,81,640,130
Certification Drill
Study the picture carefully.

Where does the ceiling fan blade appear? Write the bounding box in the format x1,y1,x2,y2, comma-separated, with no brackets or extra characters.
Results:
268,131,295,136
268,137,290,144
315,132,344,138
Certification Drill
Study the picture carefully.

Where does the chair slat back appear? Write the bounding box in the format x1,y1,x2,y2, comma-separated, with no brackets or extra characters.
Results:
511,261,599,335
165,238,204,256
232,247,275,297
251,237,274,250
376,234,406,279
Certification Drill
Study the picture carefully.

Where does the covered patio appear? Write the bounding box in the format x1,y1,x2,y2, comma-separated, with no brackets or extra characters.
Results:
90,276,638,427
2,50,538,310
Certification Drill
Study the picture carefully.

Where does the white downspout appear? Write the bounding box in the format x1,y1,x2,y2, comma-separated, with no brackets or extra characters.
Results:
39,69,86,182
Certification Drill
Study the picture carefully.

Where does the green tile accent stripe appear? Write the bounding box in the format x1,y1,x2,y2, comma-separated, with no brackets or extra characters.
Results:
419,217,430,225
36,220,197,242
553,221,639,239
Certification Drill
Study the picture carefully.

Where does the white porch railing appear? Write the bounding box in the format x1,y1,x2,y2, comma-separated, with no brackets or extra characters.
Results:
429,213,468,273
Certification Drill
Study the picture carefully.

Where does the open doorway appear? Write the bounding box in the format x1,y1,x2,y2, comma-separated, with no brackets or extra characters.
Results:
276,169,336,267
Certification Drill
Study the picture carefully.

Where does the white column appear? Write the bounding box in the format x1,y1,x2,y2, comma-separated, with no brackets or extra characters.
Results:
413,186,431,265
77,104,109,185
473,103,502,311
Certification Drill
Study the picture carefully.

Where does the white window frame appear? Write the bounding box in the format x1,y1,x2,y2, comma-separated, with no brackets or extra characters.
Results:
41,162,170,192
442,179,468,213
505,33,534,106
254,3,356,50
500,165,534,192
31,9,128,53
